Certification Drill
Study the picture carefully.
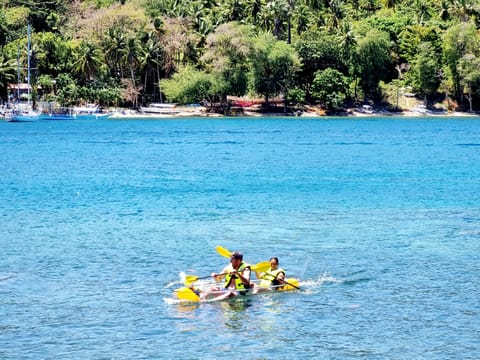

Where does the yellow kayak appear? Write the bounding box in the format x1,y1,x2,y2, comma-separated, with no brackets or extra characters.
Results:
279,278,300,290
174,278,300,302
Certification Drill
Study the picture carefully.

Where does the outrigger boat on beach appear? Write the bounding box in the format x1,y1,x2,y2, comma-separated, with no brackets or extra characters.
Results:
173,246,300,303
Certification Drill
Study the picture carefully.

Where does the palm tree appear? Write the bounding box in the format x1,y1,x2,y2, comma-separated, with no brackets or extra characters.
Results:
412,0,431,24
382,0,402,9
0,51,16,101
304,0,324,11
122,35,142,85
72,40,103,83
326,0,345,31
294,4,311,35
119,35,142,108
217,0,244,22
263,0,290,40
244,0,263,26
138,33,162,103
436,0,451,21
102,26,127,80
339,22,357,64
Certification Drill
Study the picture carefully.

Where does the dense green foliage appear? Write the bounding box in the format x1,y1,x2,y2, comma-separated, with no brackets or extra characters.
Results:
1,0,480,111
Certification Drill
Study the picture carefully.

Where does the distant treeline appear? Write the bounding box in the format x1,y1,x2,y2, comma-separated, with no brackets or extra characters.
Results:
0,0,479,112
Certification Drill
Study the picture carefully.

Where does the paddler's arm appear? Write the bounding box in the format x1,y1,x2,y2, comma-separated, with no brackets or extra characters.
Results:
234,268,251,287
255,271,265,279
211,272,224,282
211,266,228,282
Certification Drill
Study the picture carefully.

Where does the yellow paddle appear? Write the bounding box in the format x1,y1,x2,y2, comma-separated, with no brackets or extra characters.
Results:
184,261,271,285
215,245,272,273
264,273,300,290
282,278,300,290
215,245,232,258
251,261,271,273
174,287,201,302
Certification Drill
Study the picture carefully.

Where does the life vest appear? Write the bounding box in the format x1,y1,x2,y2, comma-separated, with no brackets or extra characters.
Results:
224,262,251,290
260,268,285,287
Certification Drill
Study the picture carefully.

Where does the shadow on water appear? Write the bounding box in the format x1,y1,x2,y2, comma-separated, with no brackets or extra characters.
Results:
220,298,252,330
220,297,251,311
335,269,373,286
340,277,373,286
0,274,15,282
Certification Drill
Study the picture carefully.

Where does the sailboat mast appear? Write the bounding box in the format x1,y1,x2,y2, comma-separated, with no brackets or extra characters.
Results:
27,23,31,106
16,45,20,101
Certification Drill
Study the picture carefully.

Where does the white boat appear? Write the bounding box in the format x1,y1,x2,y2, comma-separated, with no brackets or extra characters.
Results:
42,108,75,121
72,104,111,119
9,104,40,122
140,103,179,115
1,106,14,121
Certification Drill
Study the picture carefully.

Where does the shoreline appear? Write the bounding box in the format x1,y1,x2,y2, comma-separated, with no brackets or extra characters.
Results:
107,106,480,119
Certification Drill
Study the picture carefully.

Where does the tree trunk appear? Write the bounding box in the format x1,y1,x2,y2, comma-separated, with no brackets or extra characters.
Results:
467,90,473,112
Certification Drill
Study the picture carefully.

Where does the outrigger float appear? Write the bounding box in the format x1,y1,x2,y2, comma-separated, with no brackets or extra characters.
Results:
173,246,300,303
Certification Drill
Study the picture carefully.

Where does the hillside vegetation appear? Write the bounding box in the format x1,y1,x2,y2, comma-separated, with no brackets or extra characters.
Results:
1,0,480,113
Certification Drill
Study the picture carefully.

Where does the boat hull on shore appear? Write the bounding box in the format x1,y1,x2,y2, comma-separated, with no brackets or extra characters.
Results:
72,105,111,119
140,103,179,115
74,113,111,120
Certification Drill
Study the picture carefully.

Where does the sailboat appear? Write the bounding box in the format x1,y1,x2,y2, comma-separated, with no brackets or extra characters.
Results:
8,24,40,122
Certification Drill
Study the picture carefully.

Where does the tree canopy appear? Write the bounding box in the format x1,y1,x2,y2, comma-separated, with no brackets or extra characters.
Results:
1,0,480,111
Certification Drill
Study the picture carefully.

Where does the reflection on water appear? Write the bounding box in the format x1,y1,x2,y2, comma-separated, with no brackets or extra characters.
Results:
220,298,251,330
175,303,199,316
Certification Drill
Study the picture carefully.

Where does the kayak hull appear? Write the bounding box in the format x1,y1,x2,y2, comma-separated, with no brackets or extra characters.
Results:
174,278,300,302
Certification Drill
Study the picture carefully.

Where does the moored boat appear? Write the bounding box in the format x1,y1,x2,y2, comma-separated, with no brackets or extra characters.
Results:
72,104,111,119
140,103,179,115
1,106,14,121
41,107,75,120
9,104,40,122
74,112,111,120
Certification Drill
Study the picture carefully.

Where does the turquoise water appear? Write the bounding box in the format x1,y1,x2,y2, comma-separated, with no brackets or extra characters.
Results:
1,117,479,359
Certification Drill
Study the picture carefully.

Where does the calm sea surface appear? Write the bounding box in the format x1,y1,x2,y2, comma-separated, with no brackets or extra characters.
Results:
1,117,479,359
